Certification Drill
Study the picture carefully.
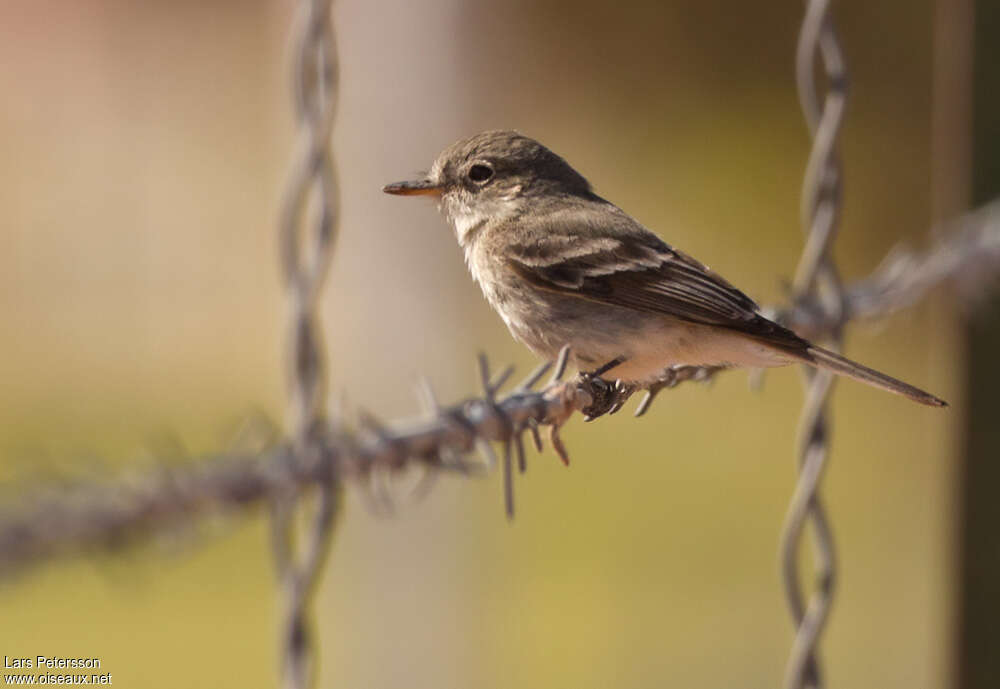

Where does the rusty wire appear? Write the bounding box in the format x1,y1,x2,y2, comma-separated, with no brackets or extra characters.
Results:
4,195,1000,580
272,0,340,687
5,186,998,573
781,1,847,687
1,4,1000,687
0,346,591,574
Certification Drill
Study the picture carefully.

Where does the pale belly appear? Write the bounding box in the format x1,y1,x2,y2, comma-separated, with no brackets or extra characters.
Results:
466,242,792,384
488,282,792,384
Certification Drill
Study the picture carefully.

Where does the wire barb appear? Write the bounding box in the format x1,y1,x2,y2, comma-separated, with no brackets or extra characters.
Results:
527,418,544,452
0,5,997,688
502,439,515,519
518,360,553,391
2,186,996,564
550,345,572,384
549,425,570,466
1,204,998,576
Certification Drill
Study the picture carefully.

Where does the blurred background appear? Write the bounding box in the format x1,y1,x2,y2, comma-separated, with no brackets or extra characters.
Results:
0,0,996,687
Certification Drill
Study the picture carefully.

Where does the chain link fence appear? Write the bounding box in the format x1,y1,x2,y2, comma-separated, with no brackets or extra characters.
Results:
1,1,999,687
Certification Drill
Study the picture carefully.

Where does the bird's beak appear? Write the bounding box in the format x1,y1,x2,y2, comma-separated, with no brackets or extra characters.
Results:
382,178,443,197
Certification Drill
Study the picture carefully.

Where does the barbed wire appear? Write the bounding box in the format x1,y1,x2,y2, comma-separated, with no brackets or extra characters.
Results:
274,0,339,687
2,199,998,578
0,3,998,687
778,198,1000,339
780,2,846,687
778,2,848,688
0,346,589,573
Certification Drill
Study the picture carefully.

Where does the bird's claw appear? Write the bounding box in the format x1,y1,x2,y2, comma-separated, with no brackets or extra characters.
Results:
579,375,636,420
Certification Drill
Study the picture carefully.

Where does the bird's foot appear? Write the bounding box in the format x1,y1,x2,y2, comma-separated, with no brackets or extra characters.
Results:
579,375,636,420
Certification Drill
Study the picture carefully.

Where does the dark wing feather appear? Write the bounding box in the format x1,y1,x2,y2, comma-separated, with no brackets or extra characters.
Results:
504,203,805,346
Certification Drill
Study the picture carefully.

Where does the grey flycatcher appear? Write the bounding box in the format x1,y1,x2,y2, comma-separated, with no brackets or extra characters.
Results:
384,130,945,407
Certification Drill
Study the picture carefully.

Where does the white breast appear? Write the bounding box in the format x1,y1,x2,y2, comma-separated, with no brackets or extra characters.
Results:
454,213,486,244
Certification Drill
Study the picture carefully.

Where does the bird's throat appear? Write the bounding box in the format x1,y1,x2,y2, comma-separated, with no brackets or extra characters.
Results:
449,208,489,246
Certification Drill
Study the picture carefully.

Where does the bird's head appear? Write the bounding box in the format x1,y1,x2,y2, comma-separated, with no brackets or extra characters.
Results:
383,130,592,244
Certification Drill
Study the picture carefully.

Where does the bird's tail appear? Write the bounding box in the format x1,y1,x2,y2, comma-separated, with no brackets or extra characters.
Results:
801,345,947,407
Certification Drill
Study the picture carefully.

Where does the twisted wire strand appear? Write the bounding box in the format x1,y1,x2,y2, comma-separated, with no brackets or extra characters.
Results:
1,180,993,577
774,198,1000,339
0,214,1000,574
0,5,995,687
782,2,847,687
0,199,996,683
273,0,339,687
0,201,996,578
0,354,592,574
1,196,998,575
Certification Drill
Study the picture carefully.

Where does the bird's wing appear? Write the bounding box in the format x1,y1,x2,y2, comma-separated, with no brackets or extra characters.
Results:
504,203,803,344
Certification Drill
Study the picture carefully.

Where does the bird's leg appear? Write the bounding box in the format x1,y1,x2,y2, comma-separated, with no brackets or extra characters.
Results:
587,356,626,378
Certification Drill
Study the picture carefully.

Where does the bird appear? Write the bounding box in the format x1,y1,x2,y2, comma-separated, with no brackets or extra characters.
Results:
383,130,946,408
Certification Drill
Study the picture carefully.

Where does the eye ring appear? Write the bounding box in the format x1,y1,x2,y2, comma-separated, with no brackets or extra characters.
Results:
468,163,494,184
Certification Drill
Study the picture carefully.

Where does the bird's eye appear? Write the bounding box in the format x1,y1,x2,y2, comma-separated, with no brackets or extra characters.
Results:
468,163,494,184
